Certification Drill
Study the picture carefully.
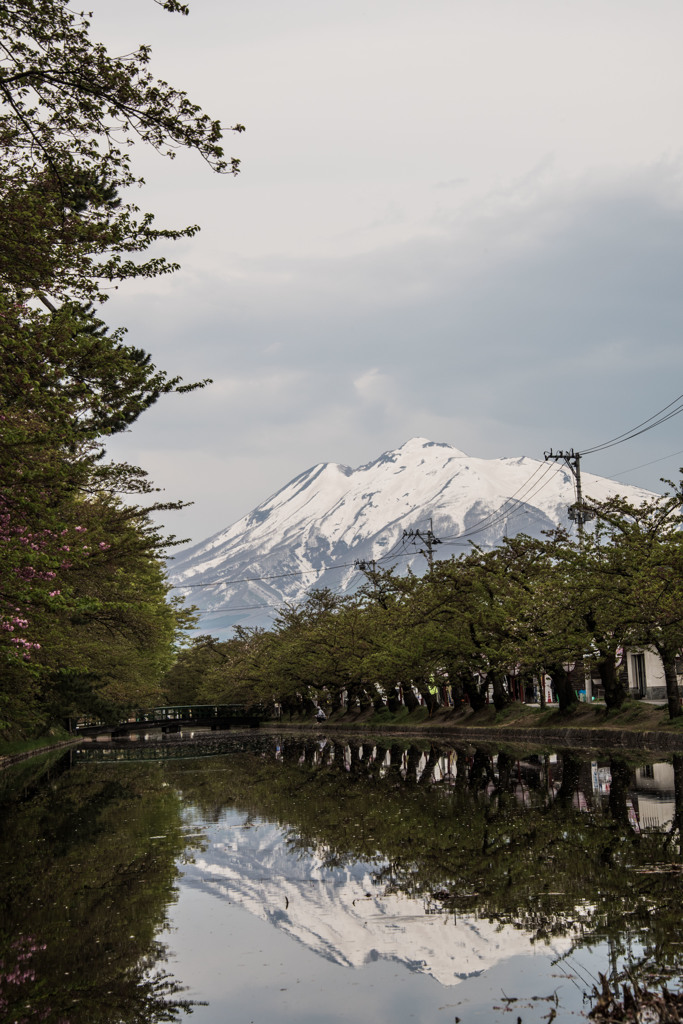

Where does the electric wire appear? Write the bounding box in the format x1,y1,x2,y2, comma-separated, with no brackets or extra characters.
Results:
438,461,562,545
609,448,683,479
201,604,278,614
174,389,683,630
172,515,413,591
188,535,416,617
176,432,651,624
342,531,409,592
181,447,646,623
401,459,551,552
582,390,683,455
172,462,560,616
175,561,356,589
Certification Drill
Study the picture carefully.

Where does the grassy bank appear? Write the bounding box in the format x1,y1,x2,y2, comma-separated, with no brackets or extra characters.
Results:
0,727,73,762
282,699,680,731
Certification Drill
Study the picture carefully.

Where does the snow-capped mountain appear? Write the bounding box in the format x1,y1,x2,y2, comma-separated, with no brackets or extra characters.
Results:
181,809,570,985
169,437,654,636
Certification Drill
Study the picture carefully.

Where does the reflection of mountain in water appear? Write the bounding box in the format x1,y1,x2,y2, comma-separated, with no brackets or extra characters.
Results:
181,810,568,986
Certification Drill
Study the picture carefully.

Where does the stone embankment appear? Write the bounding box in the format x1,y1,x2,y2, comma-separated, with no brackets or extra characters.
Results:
5,703,683,765
271,703,683,752
271,720,683,752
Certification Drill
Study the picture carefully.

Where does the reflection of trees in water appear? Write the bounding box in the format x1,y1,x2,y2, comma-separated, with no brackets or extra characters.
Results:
13,736,683,1017
0,752,204,1023
166,735,683,991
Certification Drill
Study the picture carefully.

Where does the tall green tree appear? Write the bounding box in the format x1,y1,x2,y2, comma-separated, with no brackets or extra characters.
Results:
0,0,242,734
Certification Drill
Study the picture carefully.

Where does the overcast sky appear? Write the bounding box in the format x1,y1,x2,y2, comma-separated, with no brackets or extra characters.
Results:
93,0,683,544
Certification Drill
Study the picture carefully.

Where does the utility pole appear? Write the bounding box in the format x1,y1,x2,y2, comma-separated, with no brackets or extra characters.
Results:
403,517,442,570
544,448,596,540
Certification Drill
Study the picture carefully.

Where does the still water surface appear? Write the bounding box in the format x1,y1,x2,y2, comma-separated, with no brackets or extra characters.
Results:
2,733,682,1023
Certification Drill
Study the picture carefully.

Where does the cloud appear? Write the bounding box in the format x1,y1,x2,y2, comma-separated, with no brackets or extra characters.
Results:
353,368,392,403
106,162,683,540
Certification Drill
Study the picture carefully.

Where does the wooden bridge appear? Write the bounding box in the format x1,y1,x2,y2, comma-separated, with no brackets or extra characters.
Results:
75,704,268,736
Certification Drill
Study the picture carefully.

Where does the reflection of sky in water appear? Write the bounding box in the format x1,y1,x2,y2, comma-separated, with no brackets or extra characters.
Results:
162,808,590,1024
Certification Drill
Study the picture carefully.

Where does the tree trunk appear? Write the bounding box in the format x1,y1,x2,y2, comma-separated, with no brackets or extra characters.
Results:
608,757,631,826
557,752,581,807
661,650,682,719
489,671,508,712
368,743,388,781
403,685,420,712
672,755,683,856
421,685,439,717
357,687,372,712
596,652,628,709
547,663,578,713
463,676,486,711
417,745,440,785
405,745,422,782
468,749,493,791
445,664,464,705
495,750,513,802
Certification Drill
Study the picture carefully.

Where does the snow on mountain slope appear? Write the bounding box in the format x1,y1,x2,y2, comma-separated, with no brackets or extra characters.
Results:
182,810,570,985
168,437,655,636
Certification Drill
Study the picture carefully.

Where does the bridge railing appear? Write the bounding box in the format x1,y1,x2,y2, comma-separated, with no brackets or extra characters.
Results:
75,703,270,731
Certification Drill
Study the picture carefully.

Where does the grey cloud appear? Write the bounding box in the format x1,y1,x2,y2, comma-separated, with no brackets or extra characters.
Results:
107,168,683,539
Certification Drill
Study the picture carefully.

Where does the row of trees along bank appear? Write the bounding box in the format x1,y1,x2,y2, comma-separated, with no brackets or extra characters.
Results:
165,486,683,720
0,1,242,738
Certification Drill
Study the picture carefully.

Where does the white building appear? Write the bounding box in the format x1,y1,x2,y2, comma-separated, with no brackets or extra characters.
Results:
625,647,673,701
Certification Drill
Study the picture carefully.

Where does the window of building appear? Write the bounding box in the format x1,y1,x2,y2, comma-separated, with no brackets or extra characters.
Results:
632,652,646,697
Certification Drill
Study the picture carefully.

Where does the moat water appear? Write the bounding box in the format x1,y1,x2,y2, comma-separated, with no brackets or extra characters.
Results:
2,732,682,1023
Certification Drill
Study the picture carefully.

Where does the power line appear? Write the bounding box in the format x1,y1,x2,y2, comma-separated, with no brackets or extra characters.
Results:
185,489,563,617
201,603,278,614
582,390,683,455
438,461,562,544
610,448,683,479
171,462,562,593
408,461,549,550
177,389,683,624
189,393,682,599
177,463,578,622
172,561,356,589
174,471,540,593
171,535,409,592
177,391,683,619
540,390,683,537
173,464,564,614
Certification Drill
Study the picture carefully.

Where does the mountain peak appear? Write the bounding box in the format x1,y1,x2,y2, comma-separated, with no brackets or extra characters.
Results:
170,440,656,637
396,437,469,457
